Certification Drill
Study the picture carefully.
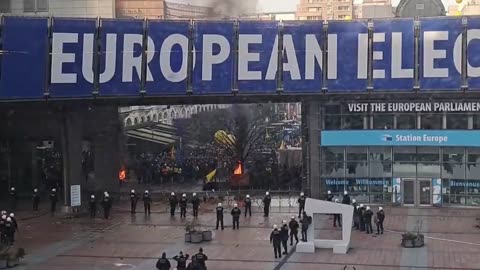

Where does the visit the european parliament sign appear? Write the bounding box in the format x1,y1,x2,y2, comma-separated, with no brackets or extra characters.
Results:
3,16,480,99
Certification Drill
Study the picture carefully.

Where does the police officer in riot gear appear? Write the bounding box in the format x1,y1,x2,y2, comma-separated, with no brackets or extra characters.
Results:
280,220,289,255
143,190,152,215
180,193,188,218
270,224,282,259
333,199,342,227
244,194,252,217
33,188,40,211
173,251,189,270
263,192,271,217
101,192,112,219
300,211,311,242
9,187,17,211
169,192,178,217
4,217,15,245
352,199,359,229
89,195,97,218
298,192,306,218
289,216,299,245
364,206,374,234
326,190,333,202
155,252,171,270
231,203,241,230
192,248,208,270
130,189,138,214
358,204,366,231
191,193,200,218
215,203,224,230
50,188,58,214
376,206,385,235
342,191,351,205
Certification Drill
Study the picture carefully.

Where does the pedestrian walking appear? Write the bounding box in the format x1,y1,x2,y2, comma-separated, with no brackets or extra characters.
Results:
192,248,208,270
376,206,385,235
364,206,373,234
180,193,187,218
32,188,40,211
191,193,200,218
169,192,178,217
270,225,282,259
130,189,138,214
342,191,351,205
173,251,189,270
280,220,289,255
9,187,17,211
333,199,342,227
50,188,58,214
143,190,152,215
89,195,97,218
231,203,241,230
244,194,252,217
263,192,271,217
298,192,306,218
288,216,299,245
101,192,112,219
156,252,171,270
215,203,224,230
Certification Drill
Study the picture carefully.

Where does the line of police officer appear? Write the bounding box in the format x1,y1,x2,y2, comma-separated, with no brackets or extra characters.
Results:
155,248,208,270
0,210,18,246
7,187,59,215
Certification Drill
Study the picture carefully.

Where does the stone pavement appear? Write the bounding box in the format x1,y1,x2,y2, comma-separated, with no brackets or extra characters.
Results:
6,201,480,270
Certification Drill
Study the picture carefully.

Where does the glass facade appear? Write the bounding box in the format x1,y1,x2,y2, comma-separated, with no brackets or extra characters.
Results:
318,102,480,206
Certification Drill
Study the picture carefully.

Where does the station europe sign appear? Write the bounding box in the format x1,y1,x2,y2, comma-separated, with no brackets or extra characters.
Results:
321,130,480,147
3,17,480,99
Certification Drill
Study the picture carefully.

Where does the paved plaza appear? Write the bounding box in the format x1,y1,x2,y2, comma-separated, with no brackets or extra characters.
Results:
6,200,480,270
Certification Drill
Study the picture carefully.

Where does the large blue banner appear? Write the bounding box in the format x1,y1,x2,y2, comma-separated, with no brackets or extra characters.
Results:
420,18,463,90
193,21,234,94
373,19,415,91
99,19,144,96
145,21,189,95
467,17,480,90
327,21,368,92
0,17,48,99
282,21,323,93
321,130,480,147
237,21,278,93
50,18,97,98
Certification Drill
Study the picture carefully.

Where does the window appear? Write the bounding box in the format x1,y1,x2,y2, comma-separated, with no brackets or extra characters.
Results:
397,114,416,129
447,114,468,129
0,0,10,12
421,114,442,129
24,0,48,12
373,114,394,129
308,7,321,12
338,6,350,11
473,115,480,129
343,115,364,129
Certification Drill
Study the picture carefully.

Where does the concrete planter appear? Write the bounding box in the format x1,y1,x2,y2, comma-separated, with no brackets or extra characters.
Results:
190,232,203,243
185,233,191,243
202,230,213,241
401,233,425,248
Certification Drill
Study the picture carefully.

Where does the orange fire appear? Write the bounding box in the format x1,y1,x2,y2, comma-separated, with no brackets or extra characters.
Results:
119,169,126,181
233,162,242,175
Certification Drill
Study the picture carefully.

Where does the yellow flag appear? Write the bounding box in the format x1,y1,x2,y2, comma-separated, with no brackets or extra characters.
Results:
206,169,217,183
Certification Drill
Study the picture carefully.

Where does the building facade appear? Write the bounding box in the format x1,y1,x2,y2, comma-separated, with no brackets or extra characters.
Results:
354,0,394,19
116,0,164,19
296,0,353,21
0,0,115,18
395,0,445,17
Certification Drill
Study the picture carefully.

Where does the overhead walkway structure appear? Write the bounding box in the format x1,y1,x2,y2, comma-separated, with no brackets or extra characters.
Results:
125,122,179,146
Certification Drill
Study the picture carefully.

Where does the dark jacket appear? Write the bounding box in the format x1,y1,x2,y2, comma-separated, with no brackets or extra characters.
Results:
326,194,334,202
377,210,385,223
89,198,96,210
169,196,178,207
191,197,200,209
216,206,224,218
231,207,241,218
130,193,138,203
270,229,281,245
301,215,311,230
143,194,152,204
156,257,171,270
298,196,306,207
33,192,40,203
50,192,58,203
193,253,208,269
263,195,271,206
342,195,351,205
244,197,251,206
180,197,188,208
101,197,112,209
280,224,289,241
173,254,189,269
289,220,299,233
364,209,373,222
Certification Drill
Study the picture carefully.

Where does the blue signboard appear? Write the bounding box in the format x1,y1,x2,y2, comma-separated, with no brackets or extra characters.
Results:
237,21,278,93
0,17,48,99
193,21,234,94
327,21,368,92
99,19,144,96
282,21,323,93
419,18,463,90
145,21,189,95
373,19,414,91
49,18,97,98
321,130,480,147
467,17,480,90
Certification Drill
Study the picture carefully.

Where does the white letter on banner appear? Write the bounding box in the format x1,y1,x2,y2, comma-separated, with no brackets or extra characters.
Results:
202,35,230,81
160,34,189,83
305,34,322,80
82,34,116,84
238,34,262,80
123,34,154,83
454,30,480,77
357,33,368,79
372,33,385,79
51,33,78,84
266,35,301,80
391,32,413,78
423,31,448,78
328,34,338,79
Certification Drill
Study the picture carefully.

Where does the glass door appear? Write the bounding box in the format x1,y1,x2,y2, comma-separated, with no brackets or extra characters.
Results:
418,179,432,206
402,179,415,206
